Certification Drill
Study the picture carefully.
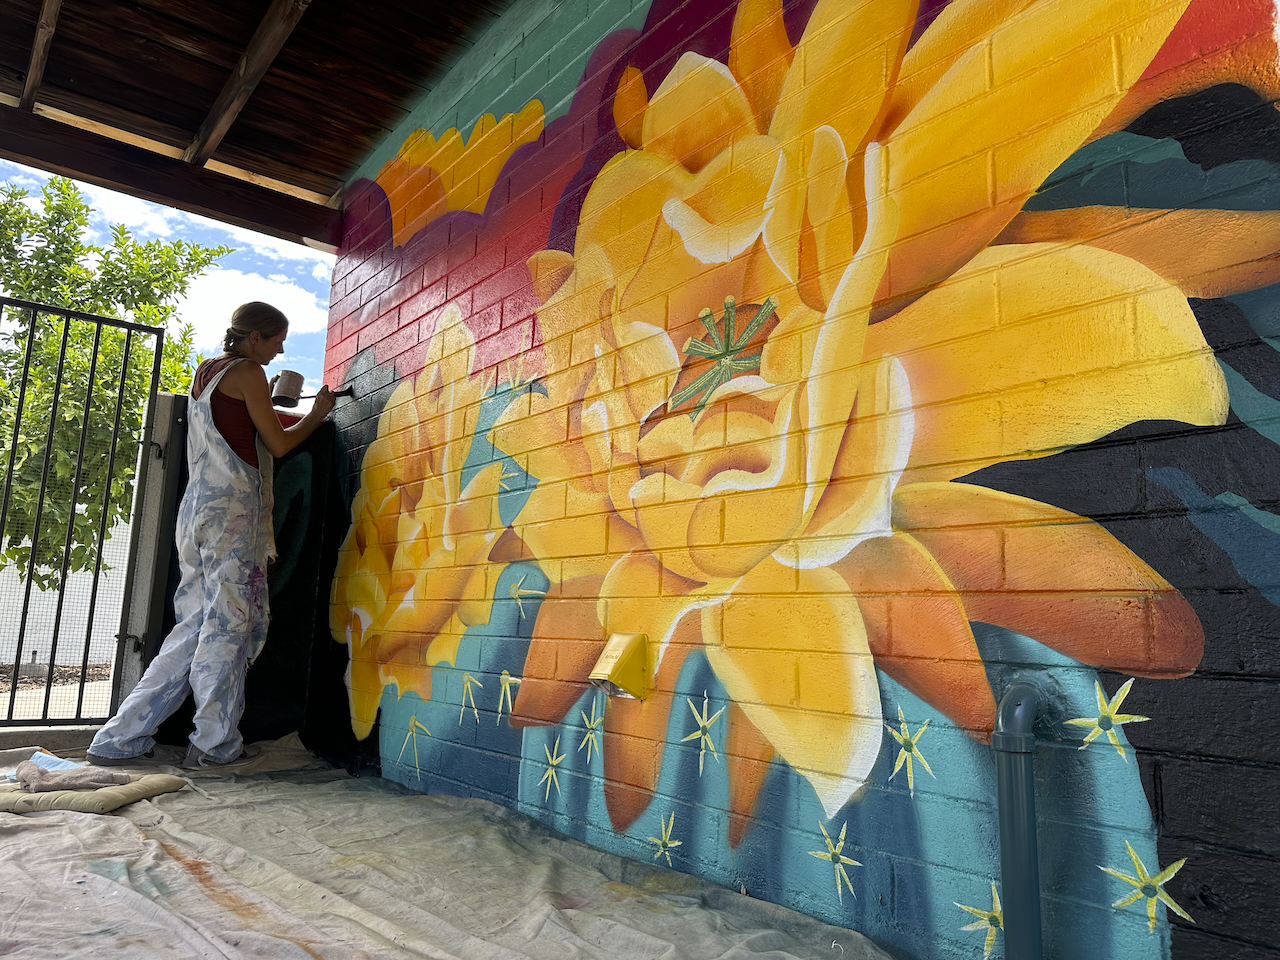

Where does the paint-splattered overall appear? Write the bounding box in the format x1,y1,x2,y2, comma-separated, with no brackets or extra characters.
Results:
90,359,275,763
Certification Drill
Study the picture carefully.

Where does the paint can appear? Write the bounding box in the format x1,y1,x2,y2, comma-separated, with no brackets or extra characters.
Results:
271,369,306,407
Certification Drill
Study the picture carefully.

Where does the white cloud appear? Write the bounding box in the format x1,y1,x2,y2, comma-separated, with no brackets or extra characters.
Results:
78,182,180,239
311,261,332,281
176,268,331,352
185,213,336,268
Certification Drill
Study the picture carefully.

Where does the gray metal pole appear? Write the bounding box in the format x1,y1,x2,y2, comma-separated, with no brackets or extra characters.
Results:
992,680,1045,960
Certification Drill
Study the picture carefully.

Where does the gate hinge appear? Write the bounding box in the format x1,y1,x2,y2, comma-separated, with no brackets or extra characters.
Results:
116,632,142,652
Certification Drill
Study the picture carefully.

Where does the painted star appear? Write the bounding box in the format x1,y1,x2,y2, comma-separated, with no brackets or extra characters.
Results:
496,669,521,725
957,882,1003,958
648,812,683,867
539,736,566,801
680,691,725,775
396,714,431,779
1100,840,1193,933
808,820,861,903
885,705,935,794
459,672,483,724
1065,679,1150,760
578,696,603,764
509,574,547,619
498,465,521,491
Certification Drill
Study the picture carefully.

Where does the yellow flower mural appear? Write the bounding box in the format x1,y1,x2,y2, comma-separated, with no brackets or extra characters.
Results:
375,102,545,247
329,304,506,738
501,0,1225,828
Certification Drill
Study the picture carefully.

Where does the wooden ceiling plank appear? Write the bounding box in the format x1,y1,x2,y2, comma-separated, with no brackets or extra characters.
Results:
18,0,63,111
184,0,314,166
0,103,340,249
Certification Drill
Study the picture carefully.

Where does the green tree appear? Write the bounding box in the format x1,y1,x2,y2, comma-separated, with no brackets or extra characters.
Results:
0,176,230,589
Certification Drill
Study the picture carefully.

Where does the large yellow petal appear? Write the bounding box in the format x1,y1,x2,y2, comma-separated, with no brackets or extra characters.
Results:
662,135,780,264
880,0,1193,312
642,52,759,172
805,125,854,311
769,0,917,163
797,144,897,525
784,354,913,568
702,557,881,818
878,0,1037,136
866,243,1228,484
576,154,692,288
598,551,711,668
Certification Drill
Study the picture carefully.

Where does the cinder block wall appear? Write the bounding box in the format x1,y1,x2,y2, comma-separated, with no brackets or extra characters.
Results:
322,2,1280,958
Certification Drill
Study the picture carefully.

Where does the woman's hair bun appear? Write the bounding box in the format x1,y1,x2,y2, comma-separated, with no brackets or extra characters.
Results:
223,301,288,352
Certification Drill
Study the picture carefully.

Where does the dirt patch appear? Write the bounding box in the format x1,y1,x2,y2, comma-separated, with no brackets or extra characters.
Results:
0,663,113,691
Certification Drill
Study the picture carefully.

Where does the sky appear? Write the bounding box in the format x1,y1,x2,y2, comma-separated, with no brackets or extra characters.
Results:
0,158,333,400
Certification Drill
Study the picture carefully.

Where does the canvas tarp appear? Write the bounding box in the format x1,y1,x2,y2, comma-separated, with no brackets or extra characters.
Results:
0,736,894,960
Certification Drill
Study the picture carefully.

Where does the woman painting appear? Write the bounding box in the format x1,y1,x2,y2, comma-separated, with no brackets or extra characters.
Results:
88,302,336,768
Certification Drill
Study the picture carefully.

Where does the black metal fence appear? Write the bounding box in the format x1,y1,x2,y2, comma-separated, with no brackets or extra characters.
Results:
0,296,164,725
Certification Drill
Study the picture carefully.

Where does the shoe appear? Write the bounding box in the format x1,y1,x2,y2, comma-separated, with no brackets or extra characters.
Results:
86,744,186,767
182,743,262,769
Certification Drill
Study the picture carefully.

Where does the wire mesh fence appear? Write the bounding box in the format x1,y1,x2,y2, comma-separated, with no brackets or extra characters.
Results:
0,296,164,724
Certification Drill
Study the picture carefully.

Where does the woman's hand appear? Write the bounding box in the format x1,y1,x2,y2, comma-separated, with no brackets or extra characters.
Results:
311,385,337,418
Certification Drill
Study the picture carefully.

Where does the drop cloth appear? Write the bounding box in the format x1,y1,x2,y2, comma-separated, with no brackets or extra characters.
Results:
0,736,893,960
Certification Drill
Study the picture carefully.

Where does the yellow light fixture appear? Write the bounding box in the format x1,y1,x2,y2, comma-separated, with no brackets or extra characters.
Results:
589,633,649,700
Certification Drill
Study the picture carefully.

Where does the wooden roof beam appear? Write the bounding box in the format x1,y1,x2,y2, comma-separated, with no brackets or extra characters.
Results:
183,0,313,166
19,0,64,111
0,103,341,250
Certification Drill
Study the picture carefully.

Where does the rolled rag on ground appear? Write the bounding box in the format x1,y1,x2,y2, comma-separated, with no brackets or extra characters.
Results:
15,760,130,793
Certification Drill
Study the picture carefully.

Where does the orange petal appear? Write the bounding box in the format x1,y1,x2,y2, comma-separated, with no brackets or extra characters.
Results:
613,65,648,149
835,532,996,736
510,576,606,727
892,482,1204,676
996,206,1280,300
728,0,794,131
725,703,774,848
601,616,698,830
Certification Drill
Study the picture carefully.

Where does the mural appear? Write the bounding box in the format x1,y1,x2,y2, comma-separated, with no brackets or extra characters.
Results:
325,0,1280,957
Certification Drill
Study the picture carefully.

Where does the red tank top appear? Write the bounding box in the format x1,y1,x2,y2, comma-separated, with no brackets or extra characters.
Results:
193,357,259,468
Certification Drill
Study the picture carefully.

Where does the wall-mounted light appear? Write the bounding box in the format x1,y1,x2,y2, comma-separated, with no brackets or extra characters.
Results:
589,633,649,700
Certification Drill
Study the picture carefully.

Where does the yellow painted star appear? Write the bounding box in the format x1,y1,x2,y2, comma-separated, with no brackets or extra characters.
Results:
1100,840,1193,933
1066,679,1150,760
498,465,520,491
680,691,725,775
539,735,566,800
885,705,935,794
509,574,546,619
459,672,482,724
957,882,1003,958
396,714,431,779
496,669,521,725
808,821,861,903
578,696,603,763
648,811,682,867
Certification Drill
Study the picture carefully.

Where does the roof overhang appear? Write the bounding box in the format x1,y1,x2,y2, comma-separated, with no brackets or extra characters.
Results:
0,0,512,250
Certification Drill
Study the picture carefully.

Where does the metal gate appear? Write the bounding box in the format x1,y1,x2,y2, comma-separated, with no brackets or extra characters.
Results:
0,296,164,726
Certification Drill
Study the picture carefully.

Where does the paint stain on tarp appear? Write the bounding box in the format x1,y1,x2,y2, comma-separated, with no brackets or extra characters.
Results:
158,842,326,960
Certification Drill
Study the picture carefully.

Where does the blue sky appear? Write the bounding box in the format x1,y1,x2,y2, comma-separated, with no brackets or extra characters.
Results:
0,159,333,398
